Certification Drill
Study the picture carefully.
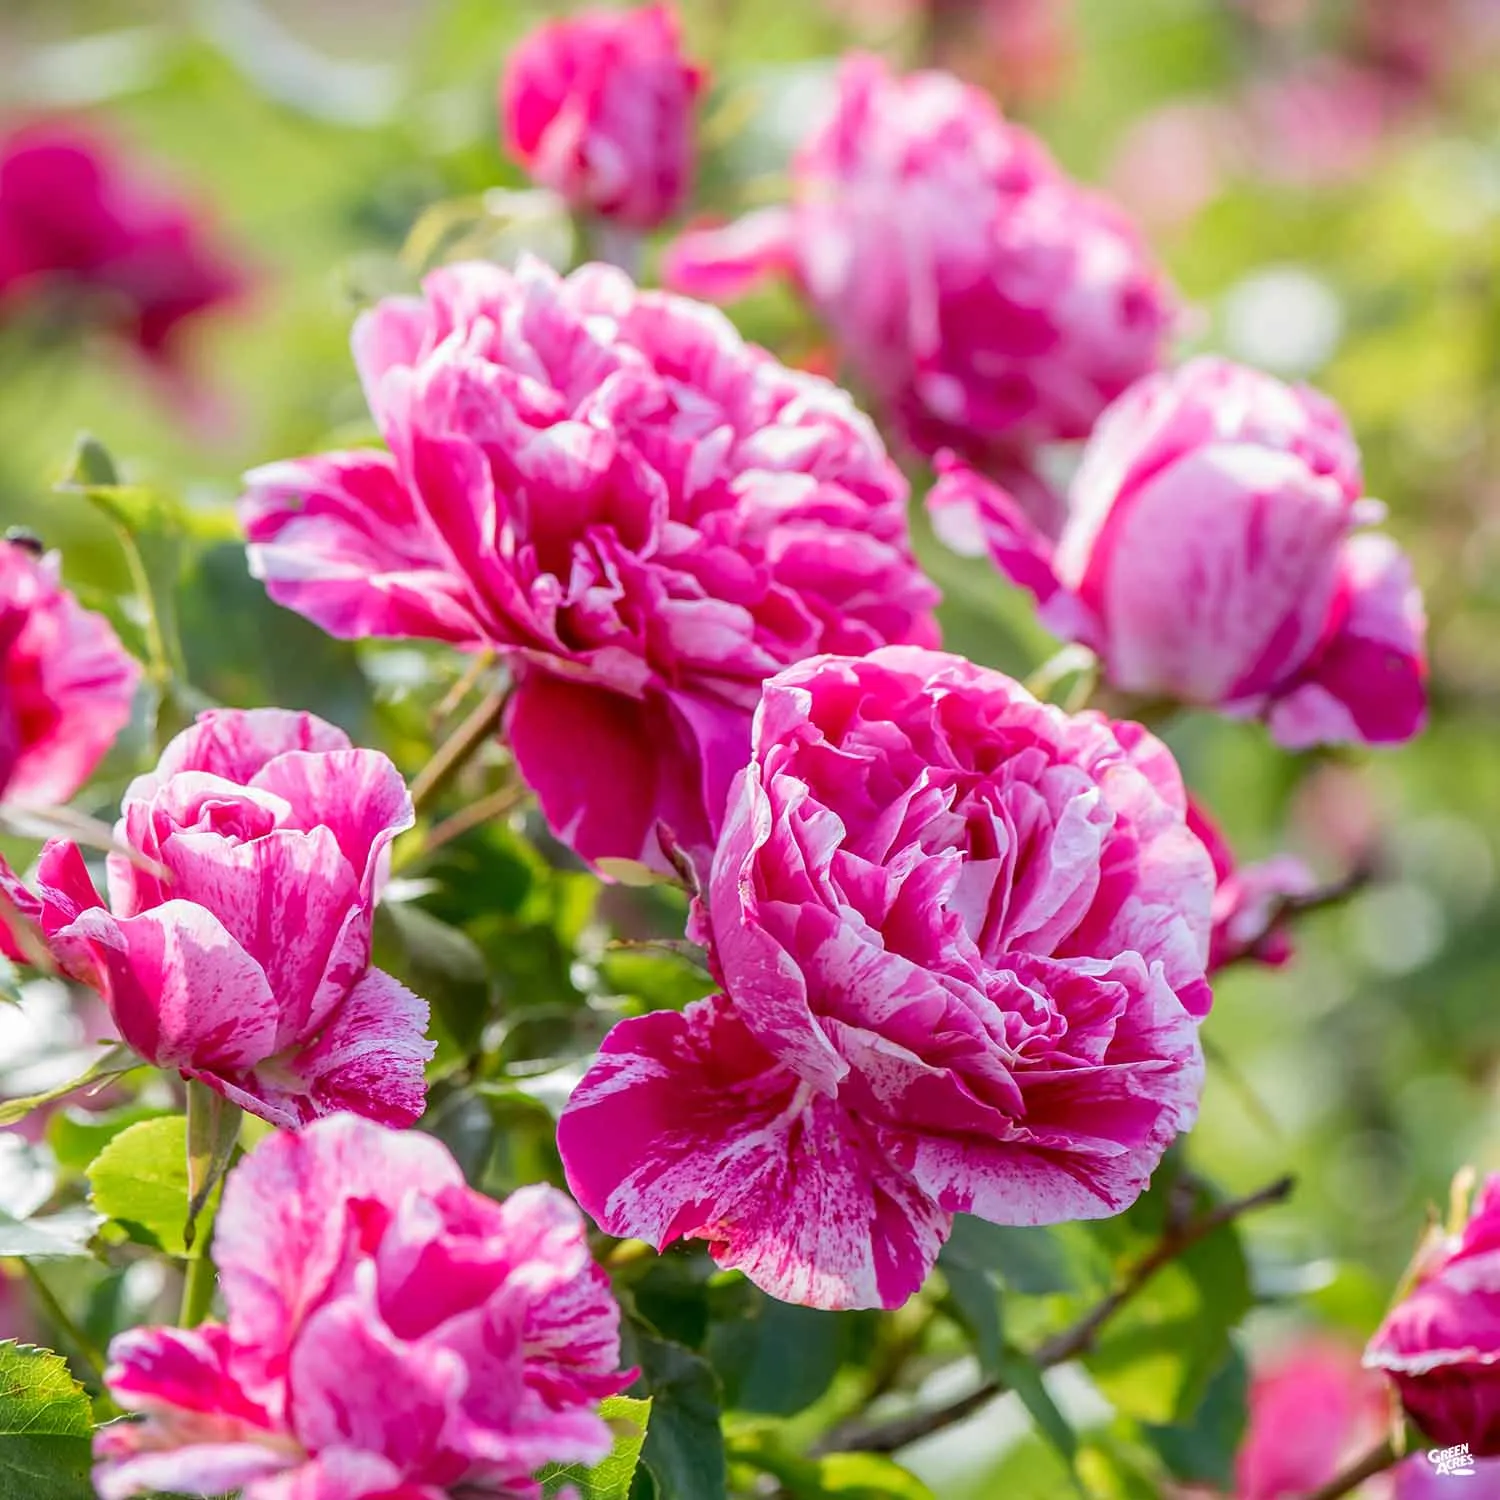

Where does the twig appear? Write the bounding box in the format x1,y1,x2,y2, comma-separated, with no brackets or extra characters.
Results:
1217,862,1379,975
420,782,529,862
433,649,496,726
409,686,511,816
813,1174,1296,1456
1278,862,1378,920
1303,1438,1398,1500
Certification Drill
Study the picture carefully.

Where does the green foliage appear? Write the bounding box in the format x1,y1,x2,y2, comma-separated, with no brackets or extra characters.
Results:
1143,1342,1250,1490
630,1330,728,1500
540,1396,653,1500
0,1343,94,1500
86,1115,219,1259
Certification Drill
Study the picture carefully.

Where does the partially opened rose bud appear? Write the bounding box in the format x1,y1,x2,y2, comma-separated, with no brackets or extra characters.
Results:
501,2,705,231
1236,1340,1390,1500
929,356,1428,749
0,538,139,810
1365,1174,1500,1458
665,54,1173,475
0,708,435,1127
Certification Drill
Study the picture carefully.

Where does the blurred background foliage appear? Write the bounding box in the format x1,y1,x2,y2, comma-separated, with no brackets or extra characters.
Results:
3,0,1500,1495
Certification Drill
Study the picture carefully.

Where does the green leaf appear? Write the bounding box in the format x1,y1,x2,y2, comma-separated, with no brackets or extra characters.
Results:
86,1115,219,1258
0,1342,94,1500
0,1209,98,1261
725,1298,846,1418
632,1331,727,1500
811,1455,935,1499
940,1216,1081,1295
599,947,716,1014
374,900,492,1060
1086,1204,1252,1425
728,1435,935,1499
941,1261,1004,1373
47,1104,171,1176
993,1340,1078,1473
0,1045,139,1128
539,1395,653,1499
1143,1341,1249,1489
0,1135,96,1260
940,1266,1077,1477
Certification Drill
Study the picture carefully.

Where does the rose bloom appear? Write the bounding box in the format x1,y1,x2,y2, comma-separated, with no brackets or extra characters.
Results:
664,54,1174,475
240,258,938,875
559,647,1214,1310
1186,799,1315,974
94,1113,631,1500
501,2,705,230
1366,1174,1500,1459
0,538,139,808
928,357,1428,749
1233,1340,1391,1500
0,121,241,374
0,708,434,1128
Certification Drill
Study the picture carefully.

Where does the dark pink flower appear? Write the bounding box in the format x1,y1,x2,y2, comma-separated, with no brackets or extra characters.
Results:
0,709,433,1128
1186,800,1315,973
94,1113,631,1500
663,54,1173,473
559,647,1213,1310
501,3,705,230
0,122,242,373
0,539,139,809
1235,1340,1390,1500
240,259,939,875
1366,1175,1500,1458
928,357,1428,749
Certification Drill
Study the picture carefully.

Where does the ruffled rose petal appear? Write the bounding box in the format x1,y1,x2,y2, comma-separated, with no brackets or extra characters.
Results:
272,967,435,1128
215,1115,462,1389
661,207,799,303
0,542,140,810
561,996,951,1310
1269,531,1428,750
243,453,486,648
58,900,281,1077
94,1443,295,1500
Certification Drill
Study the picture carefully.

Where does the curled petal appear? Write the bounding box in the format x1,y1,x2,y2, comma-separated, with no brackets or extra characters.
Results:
661,208,799,303
1269,531,1428,749
59,901,281,1077
270,967,435,1128
560,996,950,1310
243,453,485,648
